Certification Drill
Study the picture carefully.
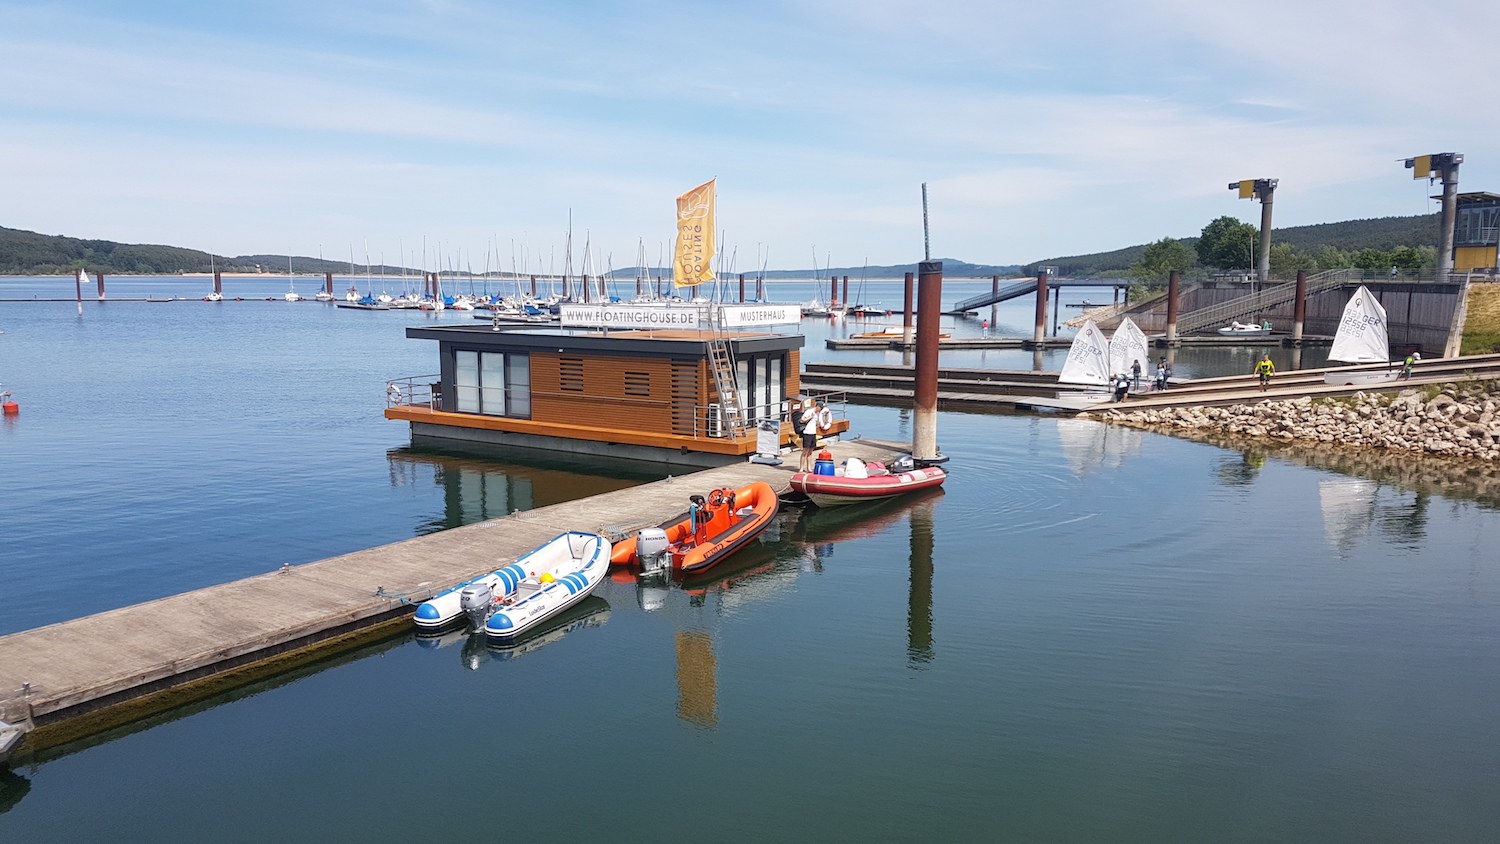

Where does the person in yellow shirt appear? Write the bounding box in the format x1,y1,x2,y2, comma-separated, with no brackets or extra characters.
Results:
1254,354,1276,392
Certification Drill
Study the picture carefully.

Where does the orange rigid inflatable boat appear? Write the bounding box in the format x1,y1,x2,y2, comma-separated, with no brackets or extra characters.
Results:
611,481,779,574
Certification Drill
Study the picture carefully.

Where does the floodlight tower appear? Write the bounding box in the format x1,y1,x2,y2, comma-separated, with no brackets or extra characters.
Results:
1405,152,1463,273
1229,179,1278,283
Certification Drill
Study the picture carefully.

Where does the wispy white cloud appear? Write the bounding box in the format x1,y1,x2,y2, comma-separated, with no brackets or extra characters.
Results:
0,0,1493,265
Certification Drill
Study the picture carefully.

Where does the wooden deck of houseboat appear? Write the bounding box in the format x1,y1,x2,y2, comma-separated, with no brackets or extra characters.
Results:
386,403,848,454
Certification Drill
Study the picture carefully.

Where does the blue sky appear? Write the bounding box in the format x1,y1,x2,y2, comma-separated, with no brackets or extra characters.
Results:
2,0,1495,270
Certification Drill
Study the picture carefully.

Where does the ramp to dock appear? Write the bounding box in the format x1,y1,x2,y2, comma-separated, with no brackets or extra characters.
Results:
0,438,909,748
952,278,1125,313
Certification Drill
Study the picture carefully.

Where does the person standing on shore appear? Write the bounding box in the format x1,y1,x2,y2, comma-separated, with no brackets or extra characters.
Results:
1255,354,1276,392
1131,359,1142,391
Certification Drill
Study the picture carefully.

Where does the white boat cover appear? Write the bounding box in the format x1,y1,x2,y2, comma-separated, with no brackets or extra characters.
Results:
1327,285,1390,364
1108,317,1150,379
1059,320,1112,385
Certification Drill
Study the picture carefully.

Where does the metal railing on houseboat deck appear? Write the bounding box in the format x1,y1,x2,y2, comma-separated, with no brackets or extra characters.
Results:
386,375,441,409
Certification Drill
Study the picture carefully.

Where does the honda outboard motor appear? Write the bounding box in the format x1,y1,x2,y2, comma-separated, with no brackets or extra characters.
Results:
636,527,671,575
460,582,495,623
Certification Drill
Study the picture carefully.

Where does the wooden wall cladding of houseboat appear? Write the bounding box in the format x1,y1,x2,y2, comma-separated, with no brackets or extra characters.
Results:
529,352,698,434
526,348,801,438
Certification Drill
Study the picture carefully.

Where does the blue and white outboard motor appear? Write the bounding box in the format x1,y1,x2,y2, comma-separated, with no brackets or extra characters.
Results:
460,581,496,624
636,527,671,576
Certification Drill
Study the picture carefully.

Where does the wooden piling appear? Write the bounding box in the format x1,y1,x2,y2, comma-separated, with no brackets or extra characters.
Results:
1033,270,1048,346
1165,269,1180,343
324,272,334,296
913,261,943,461
95,272,105,300
214,271,223,296
902,271,915,344
1292,269,1308,343
739,273,745,303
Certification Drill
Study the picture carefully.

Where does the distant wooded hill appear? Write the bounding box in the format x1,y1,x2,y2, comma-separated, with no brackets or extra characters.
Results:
0,228,416,276
2,212,1444,278
1023,213,1440,277
1,226,1023,278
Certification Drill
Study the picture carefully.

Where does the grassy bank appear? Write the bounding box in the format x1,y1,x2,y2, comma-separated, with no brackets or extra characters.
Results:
1462,283,1500,355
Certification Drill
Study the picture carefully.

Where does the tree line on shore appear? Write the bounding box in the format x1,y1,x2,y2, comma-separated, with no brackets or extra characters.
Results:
1026,213,1439,281
1129,216,1438,288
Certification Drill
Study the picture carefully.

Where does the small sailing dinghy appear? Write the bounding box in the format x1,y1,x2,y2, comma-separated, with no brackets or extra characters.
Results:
610,481,779,574
790,457,946,507
1108,317,1151,381
414,532,611,640
1322,286,1396,385
1059,319,1112,387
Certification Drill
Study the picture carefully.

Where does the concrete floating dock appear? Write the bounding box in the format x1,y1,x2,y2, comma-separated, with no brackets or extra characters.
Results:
824,335,1334,352
1085,353,1500,412
802,362,1103,412
826,336,1070,350
0,438,911,752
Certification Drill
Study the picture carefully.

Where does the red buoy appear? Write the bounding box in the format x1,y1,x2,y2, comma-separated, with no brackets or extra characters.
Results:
2,401,17,415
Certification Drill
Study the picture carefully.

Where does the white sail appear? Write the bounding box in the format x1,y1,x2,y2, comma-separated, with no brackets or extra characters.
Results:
1059,320,1112,385
76,268,88,286
1108,316,1150,380
1327,285,1389,364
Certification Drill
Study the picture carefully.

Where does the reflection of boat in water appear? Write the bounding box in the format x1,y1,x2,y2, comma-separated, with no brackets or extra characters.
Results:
787,486,945,545
611,482,778,574
1056,418,1143,475
416,597,611,670
0,767,31,815
1319,477,1379,550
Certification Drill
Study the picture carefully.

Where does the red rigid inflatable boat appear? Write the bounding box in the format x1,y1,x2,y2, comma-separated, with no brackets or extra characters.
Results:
789,466,946,507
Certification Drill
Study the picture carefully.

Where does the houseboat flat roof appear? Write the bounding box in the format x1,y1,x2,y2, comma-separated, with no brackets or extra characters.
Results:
405,324,804,355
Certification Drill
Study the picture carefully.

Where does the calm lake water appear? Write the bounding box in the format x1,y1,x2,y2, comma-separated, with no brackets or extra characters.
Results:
1,276,1494,842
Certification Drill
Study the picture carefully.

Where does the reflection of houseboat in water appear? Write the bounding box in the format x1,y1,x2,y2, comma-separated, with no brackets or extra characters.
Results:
386,322,849,467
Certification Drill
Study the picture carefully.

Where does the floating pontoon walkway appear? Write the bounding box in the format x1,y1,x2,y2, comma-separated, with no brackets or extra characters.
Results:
0,438,909,754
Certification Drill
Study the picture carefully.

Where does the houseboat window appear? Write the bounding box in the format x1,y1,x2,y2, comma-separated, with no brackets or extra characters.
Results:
481,352,507,413
456,350,481,413
454,349,531,418
733,353,787,423
506,353,531,417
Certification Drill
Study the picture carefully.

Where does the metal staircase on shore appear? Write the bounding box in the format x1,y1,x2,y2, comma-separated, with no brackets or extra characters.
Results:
706,331,747,439
1175,270,1348,335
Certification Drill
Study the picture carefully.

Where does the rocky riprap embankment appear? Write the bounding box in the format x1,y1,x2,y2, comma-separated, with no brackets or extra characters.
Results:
1083,382,1500,460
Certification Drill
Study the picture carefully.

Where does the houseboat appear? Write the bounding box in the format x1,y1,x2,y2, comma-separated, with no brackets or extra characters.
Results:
385,306,848,467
